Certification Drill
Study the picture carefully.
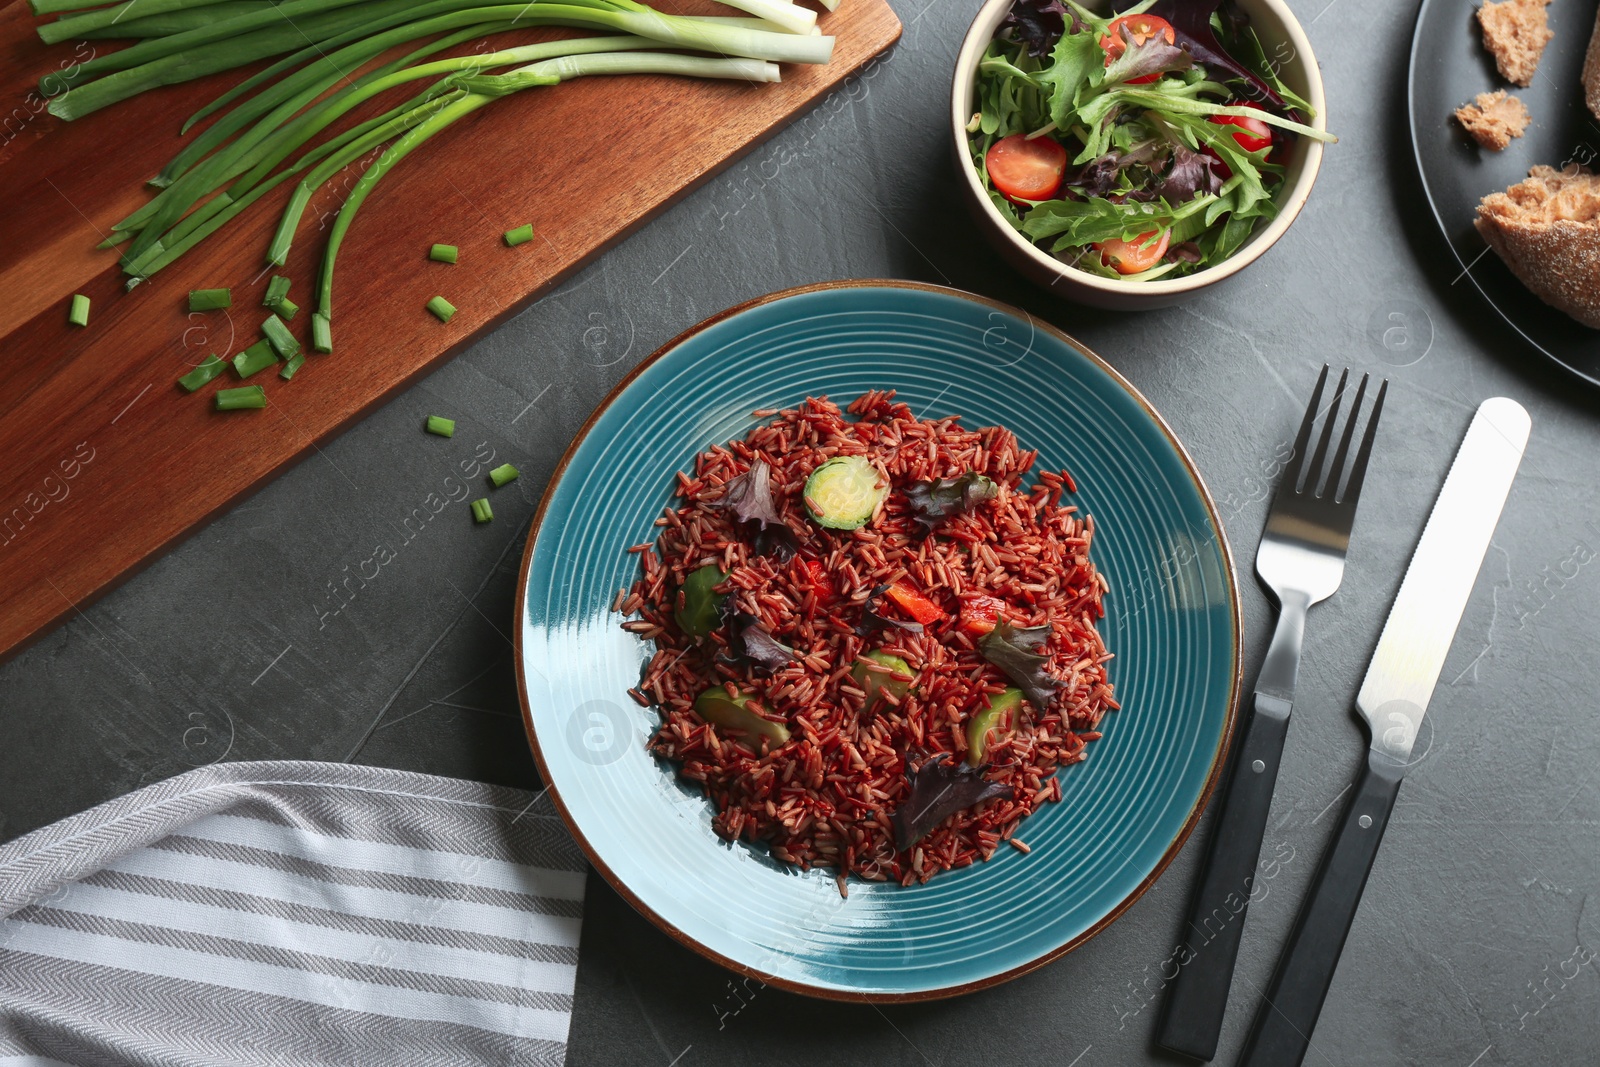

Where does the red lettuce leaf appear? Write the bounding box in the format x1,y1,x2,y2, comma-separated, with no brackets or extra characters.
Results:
892,754,1015,850
720,459,800,560
719,600,795,672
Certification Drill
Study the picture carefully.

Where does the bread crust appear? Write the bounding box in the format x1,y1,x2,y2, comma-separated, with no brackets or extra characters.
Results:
1584,6,1600,120
1475,166,1600,328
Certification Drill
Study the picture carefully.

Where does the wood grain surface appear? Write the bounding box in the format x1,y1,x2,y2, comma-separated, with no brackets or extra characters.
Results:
0,0,900,661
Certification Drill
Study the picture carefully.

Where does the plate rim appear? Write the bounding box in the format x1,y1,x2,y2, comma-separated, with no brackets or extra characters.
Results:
1405,0,1600,389
512,278,1244,1002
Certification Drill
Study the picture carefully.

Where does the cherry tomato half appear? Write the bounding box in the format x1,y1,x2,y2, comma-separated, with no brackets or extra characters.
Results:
1099,13,1176,84
1203,103,1274,179
1094,229,1170,275
984,132,1067,204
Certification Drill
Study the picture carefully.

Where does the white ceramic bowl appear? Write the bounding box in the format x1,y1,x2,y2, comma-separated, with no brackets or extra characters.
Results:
950,0,1328,309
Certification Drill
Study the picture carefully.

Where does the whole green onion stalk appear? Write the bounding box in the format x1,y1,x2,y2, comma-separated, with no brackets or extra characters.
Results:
26,0,831,356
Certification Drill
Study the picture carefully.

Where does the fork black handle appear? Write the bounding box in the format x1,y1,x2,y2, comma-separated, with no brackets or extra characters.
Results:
1236,752,1404,1067
1154,690,1291,1060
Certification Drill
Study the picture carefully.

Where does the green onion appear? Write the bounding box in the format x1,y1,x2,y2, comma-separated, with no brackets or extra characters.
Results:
188,287,231,310
503,223,534,246
265,276,298,319
260,312,300,359
425,415,456,437
67,293,90,326
426,295,457,323
312,312,332,354
216,385,266,410
488,462,518,487
279,352,306,379
232,338,278,378
430,243,458,263
177,353,228,392
470,498,493,523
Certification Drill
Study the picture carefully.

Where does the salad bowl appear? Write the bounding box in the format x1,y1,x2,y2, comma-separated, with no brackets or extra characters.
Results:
950,0,1328,309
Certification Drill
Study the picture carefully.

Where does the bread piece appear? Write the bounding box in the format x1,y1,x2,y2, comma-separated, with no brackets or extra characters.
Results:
1455,90,1531,150
1583,6,1600,120
1477,0,1553,87
1475,165,1600,327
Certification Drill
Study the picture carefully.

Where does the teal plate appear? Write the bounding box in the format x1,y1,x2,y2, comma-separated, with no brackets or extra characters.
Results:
515,281,1240,1001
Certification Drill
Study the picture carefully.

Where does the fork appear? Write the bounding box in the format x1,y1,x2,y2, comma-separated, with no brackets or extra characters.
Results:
1155,366,1387,1061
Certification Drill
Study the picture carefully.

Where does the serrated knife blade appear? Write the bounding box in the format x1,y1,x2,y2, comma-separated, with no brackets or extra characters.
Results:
1355,395,1530,764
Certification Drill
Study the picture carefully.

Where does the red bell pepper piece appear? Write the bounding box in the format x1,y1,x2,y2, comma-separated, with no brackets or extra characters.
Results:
885,580,946,625
958,594,1007,636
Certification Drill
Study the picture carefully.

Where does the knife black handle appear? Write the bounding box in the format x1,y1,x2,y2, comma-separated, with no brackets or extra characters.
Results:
1236,751,1404,1067
1155,691,1291,1061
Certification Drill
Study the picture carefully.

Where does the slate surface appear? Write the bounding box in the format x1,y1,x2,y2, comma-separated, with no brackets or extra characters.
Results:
4,0,1598,1063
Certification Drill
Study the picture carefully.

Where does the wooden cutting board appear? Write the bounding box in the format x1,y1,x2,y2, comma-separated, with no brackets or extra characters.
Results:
0,0,900,661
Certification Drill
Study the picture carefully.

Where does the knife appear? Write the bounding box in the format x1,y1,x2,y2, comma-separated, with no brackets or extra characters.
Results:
1236,396,1530,1067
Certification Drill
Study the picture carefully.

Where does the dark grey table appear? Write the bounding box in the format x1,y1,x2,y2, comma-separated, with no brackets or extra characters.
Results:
4,0,1598,1063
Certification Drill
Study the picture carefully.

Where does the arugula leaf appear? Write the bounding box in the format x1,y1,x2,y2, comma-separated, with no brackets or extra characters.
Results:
904,472,999,531
1037,27,1101,129
978,621,1061,710
891,753,1015,850
1020,193,1215,249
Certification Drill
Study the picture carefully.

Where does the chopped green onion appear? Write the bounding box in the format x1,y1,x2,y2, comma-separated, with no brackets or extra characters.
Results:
177,353,227,392
232,338,278,378
429,243,458,263
426,295,456,323
273,295,300,319
279,352,307,380
67,293,90,326
470,498,493,523
260,312,300,359
425,415,455,437
264,275,291,304
216,385,266,410
188,287,231,311
311,312,332,354
488,462,518,488
503,224,533,247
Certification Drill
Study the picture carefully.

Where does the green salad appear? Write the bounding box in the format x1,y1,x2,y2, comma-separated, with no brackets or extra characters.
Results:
967,0,1334,280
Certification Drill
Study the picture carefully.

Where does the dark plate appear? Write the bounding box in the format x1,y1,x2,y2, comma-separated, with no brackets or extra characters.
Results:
1408,0,1600,385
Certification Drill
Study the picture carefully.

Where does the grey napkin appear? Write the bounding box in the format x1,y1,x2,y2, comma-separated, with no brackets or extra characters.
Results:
0,761,585,1067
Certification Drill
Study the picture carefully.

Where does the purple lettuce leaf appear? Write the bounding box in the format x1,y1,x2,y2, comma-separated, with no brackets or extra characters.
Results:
721,460,783,527
1002,0,1077,58
719,600,795,673
1102,21,1193,85
1141,0,1287,113
978,621,1062,710
892,754,1015,850
1154,143,1224,202
903,472,999,531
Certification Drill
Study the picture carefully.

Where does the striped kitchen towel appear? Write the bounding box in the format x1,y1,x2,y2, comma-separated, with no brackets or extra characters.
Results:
0,761,586,1067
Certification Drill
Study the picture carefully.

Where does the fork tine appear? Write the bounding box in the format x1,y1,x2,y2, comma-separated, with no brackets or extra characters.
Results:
1304,368,1349,495
1326,373,1369,499
1282,365,1329,492
1337,377,1387,505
